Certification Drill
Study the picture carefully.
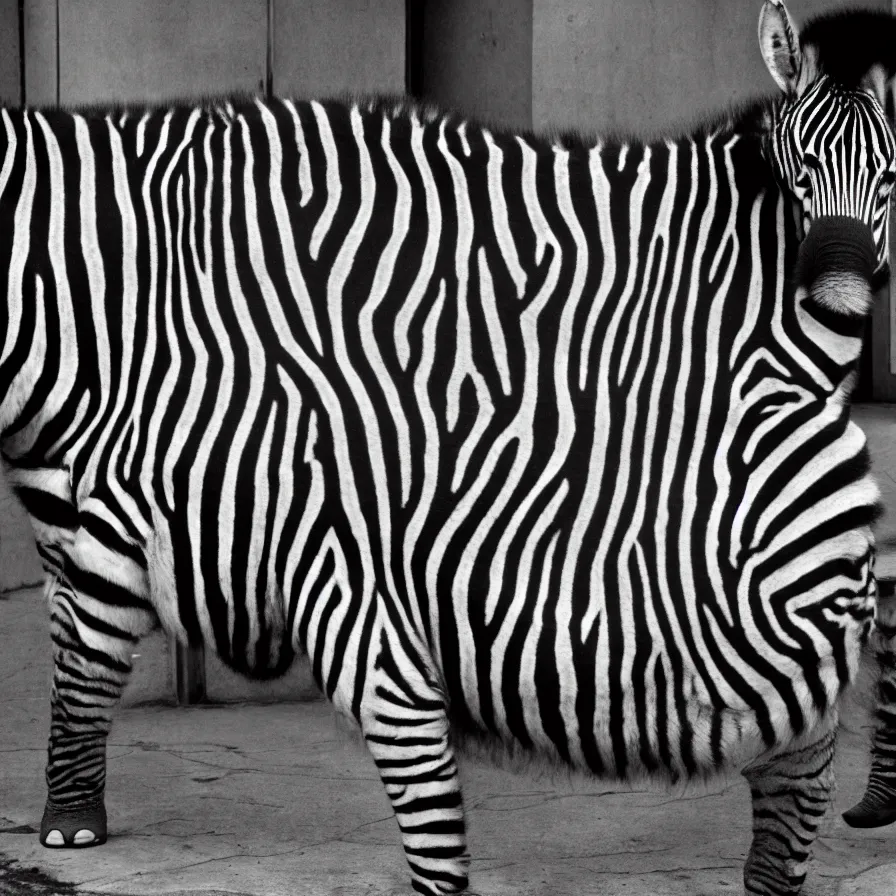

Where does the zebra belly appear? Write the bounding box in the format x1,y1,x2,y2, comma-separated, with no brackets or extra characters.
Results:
435,516,877,781
127,392,376,718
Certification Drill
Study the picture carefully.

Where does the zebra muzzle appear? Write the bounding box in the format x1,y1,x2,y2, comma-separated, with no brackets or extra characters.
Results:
795,215,878,316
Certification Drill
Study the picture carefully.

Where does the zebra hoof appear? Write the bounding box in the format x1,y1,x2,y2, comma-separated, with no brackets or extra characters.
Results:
40,796,107,848
842,793,896,828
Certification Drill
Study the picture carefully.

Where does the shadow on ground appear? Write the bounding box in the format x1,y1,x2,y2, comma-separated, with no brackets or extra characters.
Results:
0,856,266,896
1,856,83,896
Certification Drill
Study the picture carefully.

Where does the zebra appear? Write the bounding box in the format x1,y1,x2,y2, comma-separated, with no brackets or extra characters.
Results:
1,1,895,893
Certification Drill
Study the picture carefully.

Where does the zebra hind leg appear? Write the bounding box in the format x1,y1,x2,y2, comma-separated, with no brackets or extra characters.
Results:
40,565,155,849
842,590,896,828
360,632,469,895
741,713,838,896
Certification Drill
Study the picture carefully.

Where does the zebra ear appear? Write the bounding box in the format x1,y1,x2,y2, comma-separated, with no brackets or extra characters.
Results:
759,0,803,95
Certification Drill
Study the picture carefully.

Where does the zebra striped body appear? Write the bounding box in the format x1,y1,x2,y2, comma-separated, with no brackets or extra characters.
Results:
3,3,896,894
1,95,876,759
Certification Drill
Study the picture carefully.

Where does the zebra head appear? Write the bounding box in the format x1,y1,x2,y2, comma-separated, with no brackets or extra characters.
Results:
759,0,896,313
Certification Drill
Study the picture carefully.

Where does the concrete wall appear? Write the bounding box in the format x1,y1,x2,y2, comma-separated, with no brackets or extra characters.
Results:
531,0,889,136
423,0,532,129
853,406,896,550
0,0,19,105
23,0,405,106
420,1,891,137
0,469,42,592
22,0,55,105
872,238,896,400
28,0,268,105
275,0,405,98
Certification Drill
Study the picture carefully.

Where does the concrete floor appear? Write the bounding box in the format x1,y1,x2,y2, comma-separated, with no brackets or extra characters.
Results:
1,585,895,896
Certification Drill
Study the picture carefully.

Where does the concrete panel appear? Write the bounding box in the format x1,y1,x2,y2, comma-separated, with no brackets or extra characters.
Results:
23,0,56,105
122,630,177,707
274,0,404,99
0,466,43,593
853,404,896,549
0,0,20,105
57,0,266,105
532,0,888,136
891,278,895,378
874,250,896,398
204,647,321,704
423,0,532,130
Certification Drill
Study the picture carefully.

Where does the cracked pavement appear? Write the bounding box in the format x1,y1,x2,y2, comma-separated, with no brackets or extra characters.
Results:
2,584,895,896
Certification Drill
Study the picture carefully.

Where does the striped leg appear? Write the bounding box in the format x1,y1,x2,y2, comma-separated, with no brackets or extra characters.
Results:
741,714,837,896
842,590,896,828
361,630,469,895
40,541,155,848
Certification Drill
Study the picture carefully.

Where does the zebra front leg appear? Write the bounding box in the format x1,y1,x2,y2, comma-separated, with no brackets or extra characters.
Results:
360,633,469,895
842,589,896,827
741,714,837,896
40,547,155,848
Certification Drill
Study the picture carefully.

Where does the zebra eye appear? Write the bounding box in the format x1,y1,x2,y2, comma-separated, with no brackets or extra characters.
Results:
879,172,896,199
802,153,821,171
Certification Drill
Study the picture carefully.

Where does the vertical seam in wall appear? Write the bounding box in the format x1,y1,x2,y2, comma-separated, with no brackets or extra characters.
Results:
405,0,423,98
54,0,59,104
404,0,411,96
17,0,25,105
266,0,274,98
526,0,533,131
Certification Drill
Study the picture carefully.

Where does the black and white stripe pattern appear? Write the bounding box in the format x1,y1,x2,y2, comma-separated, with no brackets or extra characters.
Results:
769,74,896,310
3,5,896,895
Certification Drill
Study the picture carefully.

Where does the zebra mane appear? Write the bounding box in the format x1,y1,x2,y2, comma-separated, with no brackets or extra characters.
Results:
19,88,781,159
671,95,778,141
801,8,896,88
28,91,258,117
532,94,780,154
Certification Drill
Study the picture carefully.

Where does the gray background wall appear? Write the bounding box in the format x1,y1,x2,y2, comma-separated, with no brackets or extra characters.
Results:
531,0,890,135
7,1,895,134
273,0,405,98
56,0,268,104
423,0,533,129
422,0,890,135
0,0,19,105
21,0,406,106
